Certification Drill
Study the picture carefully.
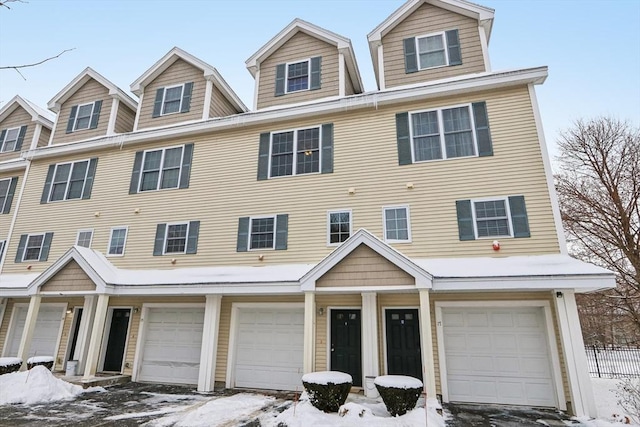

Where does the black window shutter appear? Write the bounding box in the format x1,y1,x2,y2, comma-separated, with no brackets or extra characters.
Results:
153,224,167,256
446,30,462,66
257,133,271,180
40,164,56,203
396,112,412,165
3,177,18,214
403,38,418,73
275,214,288,250
509,196,531,238
82,158,99,199
186,220,200,254
129,151,144,194
181,82,193,113
89,100,102,129
179,143,194,189
15,126,27,151
66,105,78,133
15,234,28,263
472,102,493,157
321,123,333,174
39,232,54,261
310,57,322,90
236,217,250,252
275,64,286,96
152,88,164,117
456,200,475,241
0,130,6,146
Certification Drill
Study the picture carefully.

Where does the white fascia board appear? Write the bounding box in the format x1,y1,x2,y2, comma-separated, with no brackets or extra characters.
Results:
0,158,27,173
432,274,616,292
108,88,138,112
23,67,548,162
340,45,364,93
105,282,302,296
0,96,54,128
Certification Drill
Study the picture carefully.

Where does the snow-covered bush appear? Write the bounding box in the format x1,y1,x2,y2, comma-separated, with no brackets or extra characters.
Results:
27,356,54,371
617,378,640,424
301,371,352,413
374,375,423,416
0,357,22,375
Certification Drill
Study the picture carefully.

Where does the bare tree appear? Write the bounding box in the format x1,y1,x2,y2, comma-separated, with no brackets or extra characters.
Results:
556,117,640,345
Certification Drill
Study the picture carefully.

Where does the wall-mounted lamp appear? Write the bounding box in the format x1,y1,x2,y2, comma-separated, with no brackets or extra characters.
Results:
258,254,264,261
66,309,73,315
133,307,140,313
171,258,177,265
26,265,32,270
317,307,325,316
556,291,563,299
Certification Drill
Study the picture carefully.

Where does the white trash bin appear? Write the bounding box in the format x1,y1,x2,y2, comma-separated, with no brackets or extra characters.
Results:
364,376,379,398
65,360,78,377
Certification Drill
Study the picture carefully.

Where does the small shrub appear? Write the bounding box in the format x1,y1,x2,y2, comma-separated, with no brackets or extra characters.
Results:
27,360,54,371
302,371,352,413
374,375,423,416
0,358,22,375
617,378,640,424
27,357,54,371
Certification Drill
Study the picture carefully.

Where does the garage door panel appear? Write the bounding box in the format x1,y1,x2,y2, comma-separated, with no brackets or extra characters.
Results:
491,312,514,327
6,305,64,358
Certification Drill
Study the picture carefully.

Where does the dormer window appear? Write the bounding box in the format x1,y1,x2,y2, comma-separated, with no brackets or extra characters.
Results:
163,85,184,114
275,57,321,96
74,103,95,130
0,127,21,152
66,100,103,134
404,30,461,73
287,60,309,92
417,33,447,68
152,83,193,117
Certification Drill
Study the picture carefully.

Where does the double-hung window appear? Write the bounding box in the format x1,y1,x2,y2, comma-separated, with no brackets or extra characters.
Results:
43,159,98,202
404,30,461,73
0,177,18,214
74,103,95,131
0,240,5,259
417,33,448,69
162,85,184,115
250,217,275,250
275,57,321,96
411,105,475,161
0,127,20,152
140,146,183,191
473,199,511,238
287,60,309,93
76,229,93,248
153,221,200,255
14,232,53,263
65,100,102,133
456,196,531,240
108,227,128,256
151,83,193,117
270,127,320,177
383,206,411,243
328,210,352,245
236,214,289,252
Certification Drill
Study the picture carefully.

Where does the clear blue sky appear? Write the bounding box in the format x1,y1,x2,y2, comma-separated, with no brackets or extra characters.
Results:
1,0,639,162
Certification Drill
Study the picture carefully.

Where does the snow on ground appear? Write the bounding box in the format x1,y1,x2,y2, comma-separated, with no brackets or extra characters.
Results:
574,378,639,426
0,366,104,405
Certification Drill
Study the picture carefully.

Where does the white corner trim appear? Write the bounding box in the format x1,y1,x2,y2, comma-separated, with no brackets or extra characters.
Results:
377,45,385,90
338,53,346,97
48,114,59,146
361,292,379,379
133,92,144,132
253,69,260,111
479,25,491,72
303,292,316,374
198,295,221,392
30,123,42,150
106,98,119,136
528,84,567,254
203,80,213,120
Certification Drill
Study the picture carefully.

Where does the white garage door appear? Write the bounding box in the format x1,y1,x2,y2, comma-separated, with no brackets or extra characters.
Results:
442,306,556,407
5,304,65,358
138,307,205,385
235,307,304,391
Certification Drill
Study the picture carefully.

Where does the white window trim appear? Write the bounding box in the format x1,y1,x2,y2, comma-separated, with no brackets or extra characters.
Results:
382,205,412,243
0,177,11,212
160,83,186,116
327,209,352,247
73,102,96,131
284,58,311,94
47,159,92,202
248,215,277,251
162,222,190,255
268,126,322,179
75,229,94,248
107,226,128,257
137,144,186,192
408,102,478,164
415,31,450,71
22,233,45,262
471,196,514,239
0,126,20,152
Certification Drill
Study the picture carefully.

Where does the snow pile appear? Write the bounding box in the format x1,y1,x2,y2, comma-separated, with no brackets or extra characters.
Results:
374,375,423,389
0,365,103,405
27,356,54,364
0,357,22,367
302,371,353,385
573,378,639,426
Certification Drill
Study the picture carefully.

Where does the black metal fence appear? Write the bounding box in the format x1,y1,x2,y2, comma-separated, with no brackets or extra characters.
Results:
585,345,640,378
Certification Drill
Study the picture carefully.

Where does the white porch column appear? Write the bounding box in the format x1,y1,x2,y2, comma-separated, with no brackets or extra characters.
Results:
17,295,41,370
74,295,98,375
361,292,379,379
419,290,436,397
303,292,316,374
554,289,596,417
82,294,109,379
198,295,222,392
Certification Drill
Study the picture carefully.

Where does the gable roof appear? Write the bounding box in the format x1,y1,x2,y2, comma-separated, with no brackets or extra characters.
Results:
0,95,54,127
47,67,138,113
246,18,363,94
130,47,248,113
367,0,495,86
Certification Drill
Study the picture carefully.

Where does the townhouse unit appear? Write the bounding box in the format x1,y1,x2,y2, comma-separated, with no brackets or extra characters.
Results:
0,0,615,418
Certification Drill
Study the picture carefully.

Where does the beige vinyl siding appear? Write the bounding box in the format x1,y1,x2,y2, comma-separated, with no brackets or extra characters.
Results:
136,59,206,130
0,107,35,160
51,296,84,370
114,102,136,134
214,295,304,382
314,294,361,372
40,260,96,292
317,244,414,287
3,85,559,274
345,68,355,96
38,126,51,148
382,3,486,88
210,85,239,118
257,32,339,109
52,79,112,145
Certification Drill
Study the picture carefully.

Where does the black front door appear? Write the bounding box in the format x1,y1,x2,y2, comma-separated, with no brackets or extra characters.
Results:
386,309,422,380
103,309,130,372
330,309,362,386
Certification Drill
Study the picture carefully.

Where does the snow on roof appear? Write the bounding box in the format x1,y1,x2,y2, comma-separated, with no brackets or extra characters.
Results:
414,254,613,278
0,273,40,288
23,98,55,122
